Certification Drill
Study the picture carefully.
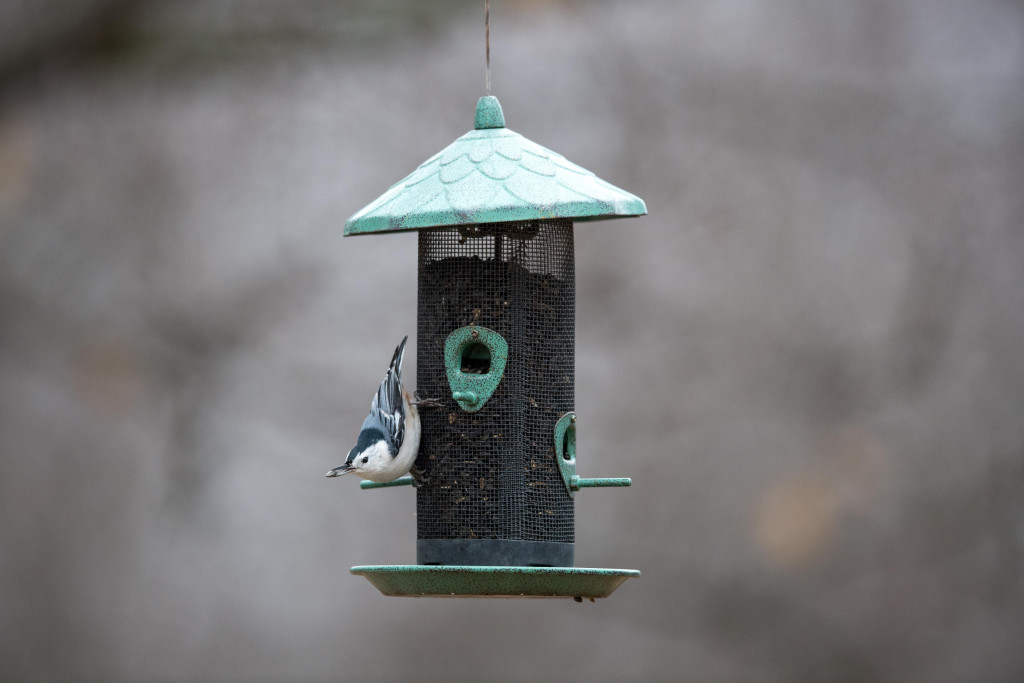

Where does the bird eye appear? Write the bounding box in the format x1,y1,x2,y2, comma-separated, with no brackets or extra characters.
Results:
362,456,369,464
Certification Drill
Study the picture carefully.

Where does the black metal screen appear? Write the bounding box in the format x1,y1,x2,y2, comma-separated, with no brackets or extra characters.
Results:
416,219,575,565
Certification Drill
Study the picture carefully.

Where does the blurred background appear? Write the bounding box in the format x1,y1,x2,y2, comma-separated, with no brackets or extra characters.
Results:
2,0,1023,680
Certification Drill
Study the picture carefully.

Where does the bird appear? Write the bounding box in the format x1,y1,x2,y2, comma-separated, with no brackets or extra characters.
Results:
326,336,421,483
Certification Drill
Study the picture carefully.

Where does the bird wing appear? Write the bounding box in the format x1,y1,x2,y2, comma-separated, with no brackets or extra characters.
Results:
369,336,407,456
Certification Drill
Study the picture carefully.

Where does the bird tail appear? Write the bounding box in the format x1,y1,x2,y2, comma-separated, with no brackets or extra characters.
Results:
390,335,408,379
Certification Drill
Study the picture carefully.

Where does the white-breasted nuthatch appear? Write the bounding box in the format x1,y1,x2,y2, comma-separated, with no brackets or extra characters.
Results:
326,336,421,483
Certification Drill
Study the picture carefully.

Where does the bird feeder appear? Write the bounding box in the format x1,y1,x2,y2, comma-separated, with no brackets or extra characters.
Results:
346,96,645,599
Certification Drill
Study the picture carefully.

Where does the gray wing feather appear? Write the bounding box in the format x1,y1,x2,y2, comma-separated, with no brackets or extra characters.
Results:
369,336,407,456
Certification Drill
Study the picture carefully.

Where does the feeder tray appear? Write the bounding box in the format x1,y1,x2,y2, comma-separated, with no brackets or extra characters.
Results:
351,565,640,600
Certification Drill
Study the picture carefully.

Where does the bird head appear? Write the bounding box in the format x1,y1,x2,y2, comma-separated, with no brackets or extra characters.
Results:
326,427,391,479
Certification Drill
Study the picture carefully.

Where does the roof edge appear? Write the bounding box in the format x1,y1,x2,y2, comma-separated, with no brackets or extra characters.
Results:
344,195,647,235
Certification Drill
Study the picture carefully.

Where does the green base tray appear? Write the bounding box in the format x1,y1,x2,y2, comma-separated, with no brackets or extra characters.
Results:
350,565,640,599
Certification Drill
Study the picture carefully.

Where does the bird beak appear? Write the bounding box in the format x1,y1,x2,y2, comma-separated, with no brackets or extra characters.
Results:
325,465,352,478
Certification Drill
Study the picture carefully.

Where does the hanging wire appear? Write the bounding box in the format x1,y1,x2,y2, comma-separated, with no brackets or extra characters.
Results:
485,0,491,94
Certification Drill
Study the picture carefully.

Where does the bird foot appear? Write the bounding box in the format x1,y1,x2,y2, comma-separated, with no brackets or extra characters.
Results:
412,391,444,409
410,466,428,487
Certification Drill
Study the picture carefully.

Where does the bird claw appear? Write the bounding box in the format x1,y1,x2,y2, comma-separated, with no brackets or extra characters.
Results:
410,466,428,487
412,394,444,409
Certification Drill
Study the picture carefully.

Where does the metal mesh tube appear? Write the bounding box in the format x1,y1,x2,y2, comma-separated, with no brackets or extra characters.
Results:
415,219,575,564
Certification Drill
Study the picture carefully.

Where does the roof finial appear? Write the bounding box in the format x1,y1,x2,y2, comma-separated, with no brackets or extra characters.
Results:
475,95,505,129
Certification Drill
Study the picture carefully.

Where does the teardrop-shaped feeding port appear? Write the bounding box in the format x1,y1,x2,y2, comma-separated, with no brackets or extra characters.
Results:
444,326,508,413
461,342,492,375
562,425,575,461
553,412,578,498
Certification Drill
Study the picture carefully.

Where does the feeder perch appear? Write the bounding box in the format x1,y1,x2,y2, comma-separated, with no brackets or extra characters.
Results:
345,96,645,599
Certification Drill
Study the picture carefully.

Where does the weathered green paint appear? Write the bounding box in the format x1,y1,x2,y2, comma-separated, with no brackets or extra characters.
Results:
573,476,632,489
360,476,415,489
350,565,640,599
554,411,579,498
343,96,647,235
444,325,508,413
474,95,505,129
554,412,632,497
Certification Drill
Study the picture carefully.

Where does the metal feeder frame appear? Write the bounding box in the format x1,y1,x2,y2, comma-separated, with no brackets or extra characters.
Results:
344,96,645,599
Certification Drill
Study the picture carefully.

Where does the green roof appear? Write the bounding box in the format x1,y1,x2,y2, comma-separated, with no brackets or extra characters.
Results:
344,96,647,235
